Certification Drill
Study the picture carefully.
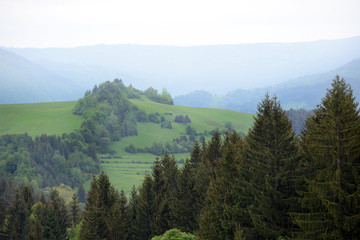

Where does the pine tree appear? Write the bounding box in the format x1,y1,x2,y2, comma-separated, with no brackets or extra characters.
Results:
199,131,243,239
6,186,34,239
243,95,300,239
80,172,127,240
80,176,101,240
42,189,69,240
70,193,80,225
151,153,179,235
77,184,86,203
172,157,200,233
136,174,155,240
291,76,360,239
128,185,139,240
194,132,222,224
108,190,130,240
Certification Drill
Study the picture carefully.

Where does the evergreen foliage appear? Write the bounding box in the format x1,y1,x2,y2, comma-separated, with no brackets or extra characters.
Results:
1,76,360,239
80,172,129,240
172,142,202,233
136,174,155,240
243,94,301,239
291,76,360,239
199,131,243,240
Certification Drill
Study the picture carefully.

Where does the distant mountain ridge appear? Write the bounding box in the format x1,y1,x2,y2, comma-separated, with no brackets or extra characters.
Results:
174,58,360,112
0,48,83,103
4,35,360,97
1,36,360,104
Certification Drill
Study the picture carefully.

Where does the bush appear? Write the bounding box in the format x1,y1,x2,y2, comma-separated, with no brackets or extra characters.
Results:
148,113,160,123
174,115,191,124
161,121,173,129
152,228,199,240
125,143,136,153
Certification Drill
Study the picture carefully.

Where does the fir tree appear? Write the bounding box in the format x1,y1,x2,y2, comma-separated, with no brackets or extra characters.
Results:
172,157,200,233
77,184,86,203
291,76,360,239
136,174,155,240
243,95,300,239
6,187,33,239
128,185,139,240
42,189,69,240
70,193,80,225
194,132,222,225
199,131,243,239
80,172,127,239
80,176,101,240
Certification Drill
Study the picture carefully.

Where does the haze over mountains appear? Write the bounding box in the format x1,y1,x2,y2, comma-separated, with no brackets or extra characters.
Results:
174,58,360,112
1,36,360,108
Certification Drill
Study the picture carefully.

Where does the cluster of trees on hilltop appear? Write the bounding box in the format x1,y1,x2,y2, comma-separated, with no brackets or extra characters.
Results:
0,80,176,207
73,80,174,153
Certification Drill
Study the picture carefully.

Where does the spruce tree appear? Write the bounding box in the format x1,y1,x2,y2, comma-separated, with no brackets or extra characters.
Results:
128,185,139,240
199,131,243,239
80,176,101,240
80,172,127,240
150,153,179,236
172,157,200,233
244,95,300,239
42,189,69,240
194,132,222,224
292,76,360,239
70,193,80,225
6,187,33,239
136,174,155,240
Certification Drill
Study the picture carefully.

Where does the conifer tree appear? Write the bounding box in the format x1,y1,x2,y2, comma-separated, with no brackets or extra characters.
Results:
70,193,80,225
6,186,33,239
291,76,360,239
80,176,101,239
80,172,127,240
194,132,222,223
152,153,179,236
172,157,199,233
128,185,139,240
136,174,155,240
199,131,243,239
108,190,130,240
242,95,300,239
42,189,69,240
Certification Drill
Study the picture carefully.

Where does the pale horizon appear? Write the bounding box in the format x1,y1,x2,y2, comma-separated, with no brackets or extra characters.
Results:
1,0,360,48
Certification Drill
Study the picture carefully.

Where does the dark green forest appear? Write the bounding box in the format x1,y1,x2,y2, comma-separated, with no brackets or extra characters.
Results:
1,76,360,239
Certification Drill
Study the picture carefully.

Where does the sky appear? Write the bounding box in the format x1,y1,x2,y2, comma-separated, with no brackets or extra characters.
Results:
0,0,360,48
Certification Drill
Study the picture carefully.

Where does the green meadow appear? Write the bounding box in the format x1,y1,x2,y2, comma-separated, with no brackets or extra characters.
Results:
0,98,254,193
0,101,82,137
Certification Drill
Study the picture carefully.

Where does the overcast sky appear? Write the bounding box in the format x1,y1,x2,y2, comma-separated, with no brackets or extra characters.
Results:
1,0,360,48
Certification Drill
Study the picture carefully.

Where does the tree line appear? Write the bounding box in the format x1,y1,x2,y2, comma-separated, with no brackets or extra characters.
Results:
81,76,359,239
0,76,359,239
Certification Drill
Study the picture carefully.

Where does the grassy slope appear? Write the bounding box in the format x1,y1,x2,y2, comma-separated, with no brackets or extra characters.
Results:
105,98,254,193
0,98,254,193
0,101,83,136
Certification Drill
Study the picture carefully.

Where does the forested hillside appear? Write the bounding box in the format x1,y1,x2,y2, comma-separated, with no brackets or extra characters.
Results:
1,75,359,239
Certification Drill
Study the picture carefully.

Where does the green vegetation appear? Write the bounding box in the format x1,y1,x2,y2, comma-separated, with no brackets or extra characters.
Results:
152,229,199,240
1,76,359,239
0,101,82,137
0,80,254,195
